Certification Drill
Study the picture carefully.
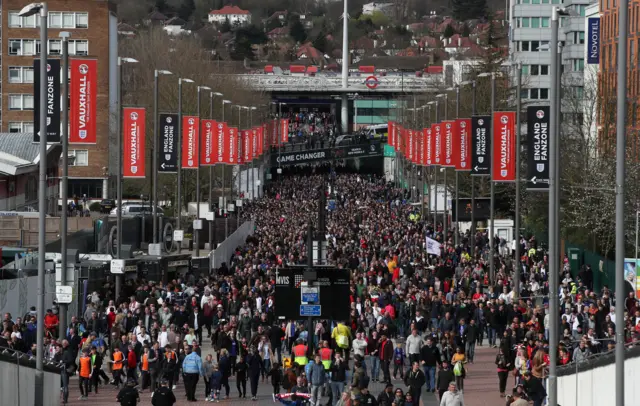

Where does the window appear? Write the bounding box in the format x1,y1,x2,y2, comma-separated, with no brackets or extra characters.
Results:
69,40,89,56
541,65,549,75
45,12,89,28
76,13,89,28
49,12,63,28
531,65,540,75
8,95,34,110
531,18,540,28
531,41,540,51
8,39,39,56
540,89,549,99
522,41,530,51
8,67,34,84
8,12,38,28
522,65,530,75
70,150,89,166
632,40,636,65
572,59,585,71
530,88,539,99
8,122,34,133
542,17,550,28
532,0,540,4
49,39,62,55
63,12,75,28
522,18,530,28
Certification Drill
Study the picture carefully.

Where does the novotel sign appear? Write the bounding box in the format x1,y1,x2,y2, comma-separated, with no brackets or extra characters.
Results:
587,17,600,64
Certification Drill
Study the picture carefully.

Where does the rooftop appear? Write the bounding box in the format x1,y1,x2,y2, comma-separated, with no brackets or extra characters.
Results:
209,6,250,15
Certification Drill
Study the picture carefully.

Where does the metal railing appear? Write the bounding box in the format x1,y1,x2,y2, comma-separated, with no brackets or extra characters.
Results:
234,74,442,92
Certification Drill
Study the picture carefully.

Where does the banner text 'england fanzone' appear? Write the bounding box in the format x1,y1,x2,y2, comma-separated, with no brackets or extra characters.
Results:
158,113,178,172
471,115,491,176
527,106,550,190
34,59,61,143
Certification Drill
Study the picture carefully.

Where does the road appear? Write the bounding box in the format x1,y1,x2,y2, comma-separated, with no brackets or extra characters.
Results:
64,346,504,406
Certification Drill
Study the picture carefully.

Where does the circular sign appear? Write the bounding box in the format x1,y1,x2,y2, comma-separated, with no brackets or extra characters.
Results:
365,75,379,89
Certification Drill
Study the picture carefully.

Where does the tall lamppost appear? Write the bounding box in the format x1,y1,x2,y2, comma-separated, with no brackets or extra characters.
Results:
195,85,211,258
436,93,448,241
176,77,194,254
427,100,437,226
152,69,173,244
250,106,257,200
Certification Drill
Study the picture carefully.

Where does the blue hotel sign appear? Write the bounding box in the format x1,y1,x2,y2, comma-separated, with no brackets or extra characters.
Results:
587,17,600,64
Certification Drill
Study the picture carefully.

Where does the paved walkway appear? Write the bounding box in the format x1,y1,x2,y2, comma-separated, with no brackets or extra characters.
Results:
63,346,504,406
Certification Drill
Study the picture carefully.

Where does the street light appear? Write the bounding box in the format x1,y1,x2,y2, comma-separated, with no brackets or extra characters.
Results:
22,3,48,403
58,30,71,340
176,77,194,254
207,92,222,250
435,93,449,241
152,69,173,245
195,85,211,258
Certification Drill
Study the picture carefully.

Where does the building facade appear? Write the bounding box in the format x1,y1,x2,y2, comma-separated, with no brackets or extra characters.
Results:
1,0,117,200
208,6,251,25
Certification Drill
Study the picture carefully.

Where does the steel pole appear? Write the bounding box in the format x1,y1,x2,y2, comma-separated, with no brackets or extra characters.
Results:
177,79,183,254
470,81,477,256
455,87,460,247
443,96,448,242
115,58,123,298
636,211,639,262
153,71,159,244
514,63,523,300
489,73,496,284
59,33,69,338
434,100,439,227
35,6,48,404
195,87,202,257
209,93,214,250
615,0,629,403
548,8,560,406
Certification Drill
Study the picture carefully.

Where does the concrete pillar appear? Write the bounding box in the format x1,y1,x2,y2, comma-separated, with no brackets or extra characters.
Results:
341,94,349,134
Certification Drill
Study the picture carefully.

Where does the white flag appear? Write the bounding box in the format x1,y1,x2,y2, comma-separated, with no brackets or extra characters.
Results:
425,236,442,256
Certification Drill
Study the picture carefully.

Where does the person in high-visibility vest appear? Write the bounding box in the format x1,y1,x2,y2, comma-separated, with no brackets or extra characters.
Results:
140,345,150,392
78,349,92,399
331,321,352,362
292,339,308,370
319,341,332,371
111,346,124,388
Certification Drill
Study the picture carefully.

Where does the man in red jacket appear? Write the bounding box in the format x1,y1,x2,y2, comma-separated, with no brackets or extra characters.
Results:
126,344,138,385
378,334,394,385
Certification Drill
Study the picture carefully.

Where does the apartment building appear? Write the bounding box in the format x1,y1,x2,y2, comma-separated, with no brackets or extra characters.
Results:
1,0,117,200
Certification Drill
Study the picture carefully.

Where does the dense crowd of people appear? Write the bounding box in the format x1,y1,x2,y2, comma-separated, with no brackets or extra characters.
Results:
1,170,639,406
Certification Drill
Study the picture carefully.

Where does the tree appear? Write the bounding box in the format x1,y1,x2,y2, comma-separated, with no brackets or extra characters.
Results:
443,24,455,38
461,24,471,37
289,18,307,43
360,11,391,28
452,0,488,21
221,17,232,33
312,32,328,53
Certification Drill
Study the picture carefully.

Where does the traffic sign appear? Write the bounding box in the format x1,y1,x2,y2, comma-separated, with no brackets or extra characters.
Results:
55,286,73,303
300,305,321,317
173,230,184,242
301,286,319,303
110,259,125,274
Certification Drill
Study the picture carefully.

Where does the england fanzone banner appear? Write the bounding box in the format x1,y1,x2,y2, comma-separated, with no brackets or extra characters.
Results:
456,119,472,171
492,111,516,182
227,127,238,164
471,115,491,176
280,119,289,143
242,130,252,163
527,106,550,190
158,113,178,172
122,107,145,178
200,119,216,166
425,128,433,166
425,236,442,256
34,59,61,143
433,123,443,165
443,120,456,168
388,121,395,147
181,116,199,169
69,59,97,144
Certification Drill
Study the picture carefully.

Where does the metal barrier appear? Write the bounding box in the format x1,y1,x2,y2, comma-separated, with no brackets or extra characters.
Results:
209,220,255,271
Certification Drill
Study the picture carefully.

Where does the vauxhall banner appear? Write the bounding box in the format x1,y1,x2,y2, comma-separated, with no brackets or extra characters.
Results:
587,17,600,64
425,128,433,166
34,59,61,143
471,115,491,176
122,107,146,178
215,121,228,164
227,127,238,164
158,113,178,172
417,129,425,165
242,130,252,163
433,123,443,165
407,129,414,162
456,119,472,171
443,120,456,167
251,128,258,159
260,123,266,156
527,106,550,190
492,111,516,182
69,59,97,144
200,119,216,166
280,119,289,143
388,121,395,147
181,116,199,169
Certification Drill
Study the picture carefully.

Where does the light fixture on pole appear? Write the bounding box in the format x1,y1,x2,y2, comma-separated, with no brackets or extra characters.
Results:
436,93,448,241
58,30,71,340
152,69,172,245
207,92,222,250
241,106,250,199
513,62,523,300
460,79,478,256
195,85,211,258
176,77,194,254
22,2,47,403
250,106,257,200
427,100,437,225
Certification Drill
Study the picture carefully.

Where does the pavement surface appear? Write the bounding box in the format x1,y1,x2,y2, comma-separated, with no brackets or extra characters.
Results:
63,346,507,406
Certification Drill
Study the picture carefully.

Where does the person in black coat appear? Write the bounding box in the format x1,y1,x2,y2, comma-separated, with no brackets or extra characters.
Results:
151,379,176,406
404,361,426,406
377,383,394,406
218,349,232,398
246,348,262,400
435,360,455,400
235,356,248,398
465,319,479,362
188,308,204,346
522,372,546,406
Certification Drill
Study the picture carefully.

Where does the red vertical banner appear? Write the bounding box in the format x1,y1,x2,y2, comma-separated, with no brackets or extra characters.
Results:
215,121,227,164
261,123,266,155
492,111,516,182
251,127,258,159
456,118,472,171
424,128,432,166
395,125,402,152
226,126,238,164
407,130,414,162
271,119,278,146
433,123,442,165
69,59,98,144
200,119,216,166
280,119,289,143
122,107,145,178
242,130,252,163
443,120,457,167
417,129,425,165
388,121,395,147
181,116,199,169
412,130,419,164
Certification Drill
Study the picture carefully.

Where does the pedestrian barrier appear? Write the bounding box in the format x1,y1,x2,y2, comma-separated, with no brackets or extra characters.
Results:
0,346,61,406
209,219,255,270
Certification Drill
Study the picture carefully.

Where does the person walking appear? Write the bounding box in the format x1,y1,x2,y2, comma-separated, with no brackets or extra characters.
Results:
378,334,393,385
329,352,347,406
495,346,511,397
58,339,75,405
219,348,232,399
420,336,441,393
77,349,92,400
439,382,463,406
116,379,140,406
110,346,125,388
308,354,327,406
247,347,262,401
405,329,422,365
266,361,283,402
151,379,176,406
235,355,248,398
181,345,203,402
404,361,425,406
436,361,455,400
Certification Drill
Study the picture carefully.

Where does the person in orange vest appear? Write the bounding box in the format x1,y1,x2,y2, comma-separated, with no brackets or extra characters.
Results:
319,340,333,398
78,349,92,400
162,344,178,388
140,345,151,392
111,346,125,388
292,339,308,371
